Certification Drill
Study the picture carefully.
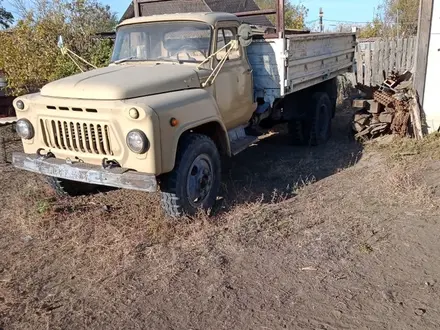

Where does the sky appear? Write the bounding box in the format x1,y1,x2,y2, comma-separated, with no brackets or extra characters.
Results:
4,0,383,26
298,0,382,27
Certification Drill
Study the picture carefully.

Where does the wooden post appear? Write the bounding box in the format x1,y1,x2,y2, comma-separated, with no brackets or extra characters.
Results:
407,37,415,69
389,39,396,73
414,0,434,106
356,45,363,85
133,0,140,17
401,38,408,71
364,43,372,86
276,0,285,37
383,40,390,78
396,38,403,72
372,40,380,85
378,40,385,81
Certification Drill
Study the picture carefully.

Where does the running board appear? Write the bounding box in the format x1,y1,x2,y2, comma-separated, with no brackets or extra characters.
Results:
230,136,259,155
228,125,259,155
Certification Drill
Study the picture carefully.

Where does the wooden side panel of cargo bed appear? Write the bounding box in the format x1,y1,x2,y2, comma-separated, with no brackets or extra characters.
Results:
286,33,356,94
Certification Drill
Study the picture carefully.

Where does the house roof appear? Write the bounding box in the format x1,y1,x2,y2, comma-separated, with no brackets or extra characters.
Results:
118,12,240,27
120,0,273,27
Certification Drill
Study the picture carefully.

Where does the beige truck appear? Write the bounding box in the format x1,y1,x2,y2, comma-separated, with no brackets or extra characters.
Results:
12,7,356,217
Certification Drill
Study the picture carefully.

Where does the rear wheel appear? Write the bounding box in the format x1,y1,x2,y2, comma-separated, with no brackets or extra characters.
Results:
288,92,333,146
288,119,307,145
46,177,100,197
308,92,333,145
159,134,221,218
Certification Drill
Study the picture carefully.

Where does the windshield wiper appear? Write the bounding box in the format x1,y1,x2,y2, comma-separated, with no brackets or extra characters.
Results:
112,57,185,65
112,56,139,64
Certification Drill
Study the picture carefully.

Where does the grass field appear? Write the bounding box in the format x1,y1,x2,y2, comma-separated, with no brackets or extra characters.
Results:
1,105,440,330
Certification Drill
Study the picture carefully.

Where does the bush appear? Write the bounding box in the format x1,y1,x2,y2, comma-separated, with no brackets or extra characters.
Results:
0,0,117,96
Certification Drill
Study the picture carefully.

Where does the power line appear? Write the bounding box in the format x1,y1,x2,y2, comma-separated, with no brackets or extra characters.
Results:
322,18,418,25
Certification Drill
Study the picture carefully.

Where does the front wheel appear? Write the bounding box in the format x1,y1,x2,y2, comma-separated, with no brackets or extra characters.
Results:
159,134,221,218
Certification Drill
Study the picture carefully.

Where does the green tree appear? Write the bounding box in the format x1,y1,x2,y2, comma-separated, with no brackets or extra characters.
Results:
255,0,309,30
0,0,117,95
382,0,419,36
359,17,384,38
0,0,14,29
359,0,420,38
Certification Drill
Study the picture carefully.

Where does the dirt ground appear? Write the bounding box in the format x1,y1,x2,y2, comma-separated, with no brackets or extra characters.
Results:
1,106,440,330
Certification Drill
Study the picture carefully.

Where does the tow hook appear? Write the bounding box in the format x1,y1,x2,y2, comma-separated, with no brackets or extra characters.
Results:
65,157,84,165
102,158,120,170
36,148,55,160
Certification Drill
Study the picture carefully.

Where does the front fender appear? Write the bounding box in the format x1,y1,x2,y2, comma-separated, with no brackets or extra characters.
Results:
145,89,229,174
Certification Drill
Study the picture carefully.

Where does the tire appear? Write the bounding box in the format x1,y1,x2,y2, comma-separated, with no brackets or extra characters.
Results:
288,119,307,145
308,92,333,146
159,134,221,218
258,117,276,129
288,92,332,146
325,78,338,118
46,176,100,197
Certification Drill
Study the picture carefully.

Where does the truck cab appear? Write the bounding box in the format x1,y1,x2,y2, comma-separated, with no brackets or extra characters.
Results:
12,12,355,217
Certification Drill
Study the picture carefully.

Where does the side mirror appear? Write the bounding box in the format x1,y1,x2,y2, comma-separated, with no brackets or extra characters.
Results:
238,24,253,47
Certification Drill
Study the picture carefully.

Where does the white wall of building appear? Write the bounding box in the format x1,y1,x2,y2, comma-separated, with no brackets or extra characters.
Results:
423,0,440,133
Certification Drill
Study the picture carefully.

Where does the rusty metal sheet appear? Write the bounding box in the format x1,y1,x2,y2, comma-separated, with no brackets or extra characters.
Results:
12,152,158,192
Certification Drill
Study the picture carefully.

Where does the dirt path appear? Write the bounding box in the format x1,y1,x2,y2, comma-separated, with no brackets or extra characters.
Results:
1,110,440,330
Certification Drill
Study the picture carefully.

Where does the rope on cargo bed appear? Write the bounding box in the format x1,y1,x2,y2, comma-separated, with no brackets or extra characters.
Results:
197,40,238,87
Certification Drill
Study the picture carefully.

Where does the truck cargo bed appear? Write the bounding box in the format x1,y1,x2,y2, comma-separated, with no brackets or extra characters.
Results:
247,33,356,104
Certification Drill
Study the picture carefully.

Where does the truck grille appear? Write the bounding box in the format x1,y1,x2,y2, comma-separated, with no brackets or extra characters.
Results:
40,119,114,155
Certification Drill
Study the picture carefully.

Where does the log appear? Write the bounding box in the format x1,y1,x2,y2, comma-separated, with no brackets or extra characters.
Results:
371,114,380,124
352,99,371,109
369,101,384,114
371,123,389,135
408,89,424,139
353,122,365,133
379,112,394,123
354,114,371,126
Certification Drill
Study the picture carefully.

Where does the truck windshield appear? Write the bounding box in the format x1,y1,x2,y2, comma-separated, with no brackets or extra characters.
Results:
111,21,212,64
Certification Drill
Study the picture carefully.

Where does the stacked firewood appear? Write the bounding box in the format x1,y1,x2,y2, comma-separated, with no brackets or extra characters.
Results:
351,71,418,140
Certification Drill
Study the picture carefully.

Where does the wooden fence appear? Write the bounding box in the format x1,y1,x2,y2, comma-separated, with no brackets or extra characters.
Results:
348,37,417,87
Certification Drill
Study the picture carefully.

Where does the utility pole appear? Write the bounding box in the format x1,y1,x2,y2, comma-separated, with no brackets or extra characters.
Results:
319,8,324,32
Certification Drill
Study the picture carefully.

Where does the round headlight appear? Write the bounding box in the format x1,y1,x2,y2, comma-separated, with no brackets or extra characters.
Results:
16,100,25,110
16,119,34,140
126,130,149,154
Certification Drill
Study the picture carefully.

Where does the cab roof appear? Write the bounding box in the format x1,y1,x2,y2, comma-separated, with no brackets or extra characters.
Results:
117,12,239,28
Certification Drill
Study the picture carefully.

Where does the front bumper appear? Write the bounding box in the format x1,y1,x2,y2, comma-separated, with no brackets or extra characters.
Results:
12,152,157,192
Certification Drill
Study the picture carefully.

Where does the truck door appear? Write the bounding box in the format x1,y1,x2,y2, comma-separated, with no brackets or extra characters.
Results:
213,24,255,130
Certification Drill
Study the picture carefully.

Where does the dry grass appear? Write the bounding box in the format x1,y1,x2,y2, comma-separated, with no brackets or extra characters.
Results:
366,132,440,161
2,112,440,329
384,165,434,205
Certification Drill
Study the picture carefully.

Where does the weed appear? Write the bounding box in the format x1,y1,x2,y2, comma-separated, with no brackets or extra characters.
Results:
36,199,52,215
359,242,374,254
291,175,316,195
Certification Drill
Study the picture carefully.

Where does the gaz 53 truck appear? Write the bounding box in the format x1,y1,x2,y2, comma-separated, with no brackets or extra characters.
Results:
12,2,356,217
